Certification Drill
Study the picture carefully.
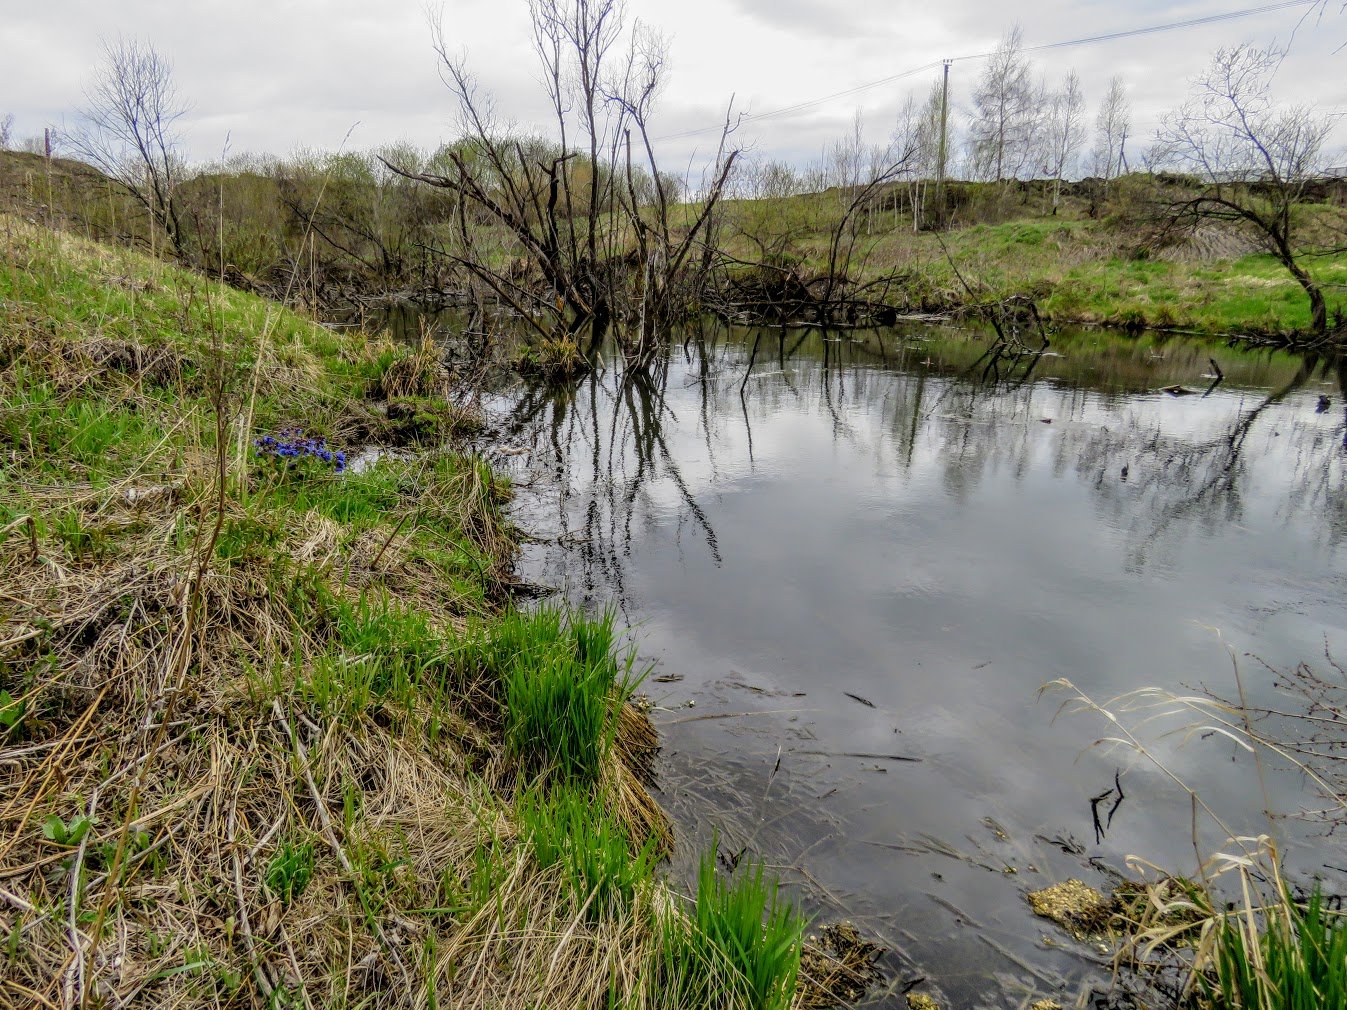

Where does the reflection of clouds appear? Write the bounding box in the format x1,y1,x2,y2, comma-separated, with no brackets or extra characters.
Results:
498,331,1347,615
494,328,1347,1006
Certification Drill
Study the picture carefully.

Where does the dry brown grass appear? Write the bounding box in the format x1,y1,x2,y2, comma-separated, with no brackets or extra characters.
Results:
0,217,862,1010
377,334,450,401
0,388,686,1009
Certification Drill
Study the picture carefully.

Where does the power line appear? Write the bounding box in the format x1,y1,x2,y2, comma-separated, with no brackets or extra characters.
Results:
656,62,943,142
958,0,1317,60
655,0,1319,142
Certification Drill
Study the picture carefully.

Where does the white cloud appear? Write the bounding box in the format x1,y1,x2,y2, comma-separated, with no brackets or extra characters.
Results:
4,0,1343,176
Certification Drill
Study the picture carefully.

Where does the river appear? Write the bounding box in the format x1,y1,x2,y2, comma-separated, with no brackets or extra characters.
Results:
468,320,1347,1007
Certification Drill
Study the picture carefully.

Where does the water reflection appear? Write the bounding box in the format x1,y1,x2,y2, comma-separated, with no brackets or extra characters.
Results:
494,326,1346,604
482,323,1347,1008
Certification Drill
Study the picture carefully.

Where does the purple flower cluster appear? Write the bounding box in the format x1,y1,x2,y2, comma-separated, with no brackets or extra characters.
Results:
254,430,347,473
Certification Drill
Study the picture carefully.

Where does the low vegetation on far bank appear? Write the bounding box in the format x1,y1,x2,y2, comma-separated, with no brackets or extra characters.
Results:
711,174,1347,339
0,217,881,1009
4,144,1345,346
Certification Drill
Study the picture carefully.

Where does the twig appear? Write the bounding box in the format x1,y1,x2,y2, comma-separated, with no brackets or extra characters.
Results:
227,782,276,998
796,750,922,763
271,700,412,989
369,513,412,570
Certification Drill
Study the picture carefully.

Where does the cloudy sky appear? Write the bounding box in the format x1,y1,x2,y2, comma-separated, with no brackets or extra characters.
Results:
5,0,1345,176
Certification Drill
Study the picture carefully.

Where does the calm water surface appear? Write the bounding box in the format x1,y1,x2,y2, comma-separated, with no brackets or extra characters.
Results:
480,323,1347,1008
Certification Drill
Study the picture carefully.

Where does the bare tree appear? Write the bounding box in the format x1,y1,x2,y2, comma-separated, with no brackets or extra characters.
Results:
388,3,738,359
0,114,13,150
1092,75,1131,197
1045,70,1085,212
610,20,740,354
69,37,189,257
892,84,944,230
969,25,1036,181
728,156,812,263
828,109,870,206
1153,43,1339,336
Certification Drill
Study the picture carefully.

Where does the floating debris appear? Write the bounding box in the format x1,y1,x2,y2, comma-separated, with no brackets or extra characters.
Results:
1027,879,1112,938
906,994,942,1010
798,921,885,1008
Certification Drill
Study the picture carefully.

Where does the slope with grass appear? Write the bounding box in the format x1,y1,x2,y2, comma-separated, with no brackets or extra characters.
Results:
0,217,853,1009
715,180,1347,338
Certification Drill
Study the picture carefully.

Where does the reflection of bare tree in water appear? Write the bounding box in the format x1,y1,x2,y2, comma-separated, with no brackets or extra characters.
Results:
498,349,722,612
745,333,1347,567
498,325,1345,604
1057,352,1347,567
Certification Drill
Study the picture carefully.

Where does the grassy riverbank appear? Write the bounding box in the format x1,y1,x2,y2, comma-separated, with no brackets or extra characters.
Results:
716,181,1347,338
0,217,861,1009
6,148,1345,342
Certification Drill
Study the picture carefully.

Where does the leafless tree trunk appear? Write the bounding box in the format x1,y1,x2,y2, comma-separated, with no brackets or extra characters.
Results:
68,37,189,258
1153,43,1339,336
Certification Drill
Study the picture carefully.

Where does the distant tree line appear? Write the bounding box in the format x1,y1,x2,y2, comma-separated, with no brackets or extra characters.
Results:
17,15,1344,345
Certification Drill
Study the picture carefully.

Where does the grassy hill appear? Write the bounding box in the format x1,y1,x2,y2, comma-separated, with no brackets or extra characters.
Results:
714,178,1347,336
0,216,853,1010
5,147,1343,339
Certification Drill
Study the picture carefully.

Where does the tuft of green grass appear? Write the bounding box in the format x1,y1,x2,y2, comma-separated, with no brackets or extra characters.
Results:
517,784,658,918
285,589,448,719
264,841,315,905
656,849,805,1010
437,832,511,921
465,607,635,786
1206,885,1347,1010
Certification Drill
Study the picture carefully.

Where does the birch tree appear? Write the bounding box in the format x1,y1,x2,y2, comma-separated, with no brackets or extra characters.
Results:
892,83,944,229
1046,70,1086,210
1093,75,1131,194
969,26,1035,181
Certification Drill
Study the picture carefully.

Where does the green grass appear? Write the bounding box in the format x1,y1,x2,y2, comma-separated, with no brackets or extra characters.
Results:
715,179,1347,336
264,840,315,905
517,785,658,917
465,606,636,786
0,214,833,1010
281,589,448,720
1206,886,1347,1010
435,832,511,920
655,849,805,1010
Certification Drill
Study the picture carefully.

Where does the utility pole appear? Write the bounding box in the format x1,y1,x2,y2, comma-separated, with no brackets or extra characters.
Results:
935,60,951,224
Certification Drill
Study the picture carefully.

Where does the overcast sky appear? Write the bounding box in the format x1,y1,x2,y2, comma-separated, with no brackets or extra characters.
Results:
5,0,1345,176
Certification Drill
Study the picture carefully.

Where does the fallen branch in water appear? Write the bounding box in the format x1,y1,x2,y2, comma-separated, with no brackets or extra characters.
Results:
796,751,922,763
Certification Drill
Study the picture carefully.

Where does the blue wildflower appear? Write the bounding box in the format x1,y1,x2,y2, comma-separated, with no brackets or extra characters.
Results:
252,428,348,475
